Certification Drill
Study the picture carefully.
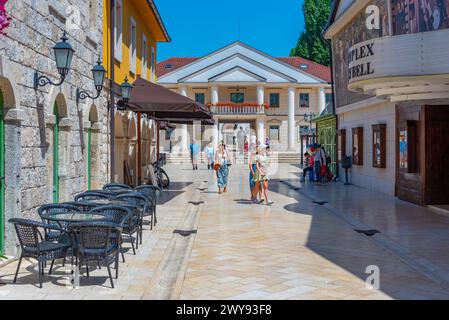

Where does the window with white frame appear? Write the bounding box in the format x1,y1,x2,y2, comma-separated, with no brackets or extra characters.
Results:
150,46,156,80
141,34,147,79
114,0,123,62
129,17,137,74
269,125,280,141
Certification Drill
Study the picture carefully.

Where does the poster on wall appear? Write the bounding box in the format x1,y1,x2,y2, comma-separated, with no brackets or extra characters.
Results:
392,0,449,35
399,130,408,169
374,131,382,166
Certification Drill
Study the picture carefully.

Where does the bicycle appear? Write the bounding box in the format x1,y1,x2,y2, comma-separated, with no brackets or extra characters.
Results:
152,158,170,189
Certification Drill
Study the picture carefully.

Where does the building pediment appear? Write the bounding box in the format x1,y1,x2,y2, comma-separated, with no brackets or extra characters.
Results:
179,54,296,83
208,66,266,83
158,42,326,84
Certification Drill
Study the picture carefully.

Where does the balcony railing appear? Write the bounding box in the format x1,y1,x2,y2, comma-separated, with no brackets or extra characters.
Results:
208,102,268,115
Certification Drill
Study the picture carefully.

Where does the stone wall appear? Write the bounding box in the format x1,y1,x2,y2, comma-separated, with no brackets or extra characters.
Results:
0,0,110,255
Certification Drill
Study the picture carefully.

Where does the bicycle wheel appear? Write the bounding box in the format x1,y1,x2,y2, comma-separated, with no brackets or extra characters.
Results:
159,168,170,188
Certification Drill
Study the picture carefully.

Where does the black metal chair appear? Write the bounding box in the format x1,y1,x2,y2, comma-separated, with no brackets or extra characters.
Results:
68,222,122,288
103,183,132,191
37,204,80,241
9,218,72,288
89,205,135,261
64,201,99,212
74,191,111,202
115,193,148,246
135,185,160,229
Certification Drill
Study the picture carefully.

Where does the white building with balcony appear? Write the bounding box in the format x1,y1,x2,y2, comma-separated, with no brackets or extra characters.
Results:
156,42,331,159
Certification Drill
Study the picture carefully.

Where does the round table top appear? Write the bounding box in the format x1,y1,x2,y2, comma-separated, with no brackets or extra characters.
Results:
42,211,108,223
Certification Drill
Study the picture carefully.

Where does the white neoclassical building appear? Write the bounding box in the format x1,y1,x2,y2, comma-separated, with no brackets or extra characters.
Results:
156,42,331,159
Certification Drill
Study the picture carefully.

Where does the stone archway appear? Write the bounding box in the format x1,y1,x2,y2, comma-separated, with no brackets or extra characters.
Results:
127,115,137,186
47,93,71,203
114,112,125,183
0,76,23,256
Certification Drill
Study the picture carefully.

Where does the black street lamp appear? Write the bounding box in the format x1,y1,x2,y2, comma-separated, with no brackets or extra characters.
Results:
76,57,107,103
116,76,132,110
34,31,75,90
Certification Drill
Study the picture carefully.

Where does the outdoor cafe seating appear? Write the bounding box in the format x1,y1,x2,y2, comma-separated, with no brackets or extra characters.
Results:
8,182,162,288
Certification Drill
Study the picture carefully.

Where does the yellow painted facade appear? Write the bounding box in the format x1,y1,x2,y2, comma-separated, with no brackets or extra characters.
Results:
102,0,170,85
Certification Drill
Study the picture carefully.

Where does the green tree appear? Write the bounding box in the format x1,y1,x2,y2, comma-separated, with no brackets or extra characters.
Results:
290,0,332,66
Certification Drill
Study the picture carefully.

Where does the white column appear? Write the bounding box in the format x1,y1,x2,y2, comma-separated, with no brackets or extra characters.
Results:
211,86,219,148
318,87,326,114
213,124,219,149
179,86,189,153
287,87,296,152
257,85,264,105
257,120,265,146
211,86,219,104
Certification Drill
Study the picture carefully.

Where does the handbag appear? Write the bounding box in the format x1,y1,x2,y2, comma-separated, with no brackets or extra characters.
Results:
213,163,220,171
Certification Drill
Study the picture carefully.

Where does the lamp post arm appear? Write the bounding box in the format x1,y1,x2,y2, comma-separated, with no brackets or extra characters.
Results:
34,72,65,90
76,88,102,104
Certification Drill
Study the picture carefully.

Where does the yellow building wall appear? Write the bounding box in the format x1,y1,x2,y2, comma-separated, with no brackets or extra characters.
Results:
103,0,158,85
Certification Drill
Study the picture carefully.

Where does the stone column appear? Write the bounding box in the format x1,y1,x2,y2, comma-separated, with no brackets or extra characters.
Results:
211,86,219,148
257,85,264,105
287,87,296,152
318,87,326,114
179,86,189,153
257,120,265,145
211,86,219,105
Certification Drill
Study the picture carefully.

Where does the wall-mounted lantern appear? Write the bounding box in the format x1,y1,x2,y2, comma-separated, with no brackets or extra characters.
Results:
76,57,107,103
116,76,133,111
34,31,75,90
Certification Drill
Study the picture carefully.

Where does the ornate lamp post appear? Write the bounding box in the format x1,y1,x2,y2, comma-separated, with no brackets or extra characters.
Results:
76,57,107,103
34,31,74,90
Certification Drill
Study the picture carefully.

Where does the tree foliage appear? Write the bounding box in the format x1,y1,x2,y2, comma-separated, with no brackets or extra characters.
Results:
290,0,332,66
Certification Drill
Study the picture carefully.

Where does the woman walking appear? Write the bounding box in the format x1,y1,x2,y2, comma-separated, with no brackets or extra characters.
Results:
249,144,261,202
255,146,273,205
215,143,230,194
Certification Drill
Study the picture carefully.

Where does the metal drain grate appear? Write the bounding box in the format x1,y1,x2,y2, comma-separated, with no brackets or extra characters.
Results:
354,229,380,236
197,188,207,191
188,201,204,206
173,229,197,237
312,201,328,205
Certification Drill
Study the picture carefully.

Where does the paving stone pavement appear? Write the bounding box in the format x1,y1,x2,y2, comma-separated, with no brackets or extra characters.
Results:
1,163,449,300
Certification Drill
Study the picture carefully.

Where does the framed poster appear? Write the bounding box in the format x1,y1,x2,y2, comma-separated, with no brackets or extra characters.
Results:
398,121,418,173
372,124,386,168
399,129,408,169
352,127,364,165
337,129,346,162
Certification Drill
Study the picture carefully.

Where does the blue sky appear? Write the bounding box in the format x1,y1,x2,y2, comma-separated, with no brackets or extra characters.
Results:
155,0,305,62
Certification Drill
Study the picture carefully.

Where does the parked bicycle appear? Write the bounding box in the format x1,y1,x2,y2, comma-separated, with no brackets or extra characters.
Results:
152,158,170,189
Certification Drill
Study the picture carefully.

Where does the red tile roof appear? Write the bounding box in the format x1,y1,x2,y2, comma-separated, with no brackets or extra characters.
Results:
277,57,331,83
157,56,331,82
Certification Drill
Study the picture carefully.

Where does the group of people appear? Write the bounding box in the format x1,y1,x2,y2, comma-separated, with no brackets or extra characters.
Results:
301,143,333,184
248,144,273,205
189,141,273,203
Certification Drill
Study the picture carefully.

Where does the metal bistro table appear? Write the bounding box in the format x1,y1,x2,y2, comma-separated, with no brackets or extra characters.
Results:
41,211,109,229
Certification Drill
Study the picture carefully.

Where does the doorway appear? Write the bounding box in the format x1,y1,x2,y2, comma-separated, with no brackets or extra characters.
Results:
425,106,449,205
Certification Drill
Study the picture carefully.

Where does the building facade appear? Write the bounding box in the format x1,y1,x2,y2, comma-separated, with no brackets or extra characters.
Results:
156,42,331,158
102,0,170,185
325,0,449,207
0,0,169,256
0,0,110,256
